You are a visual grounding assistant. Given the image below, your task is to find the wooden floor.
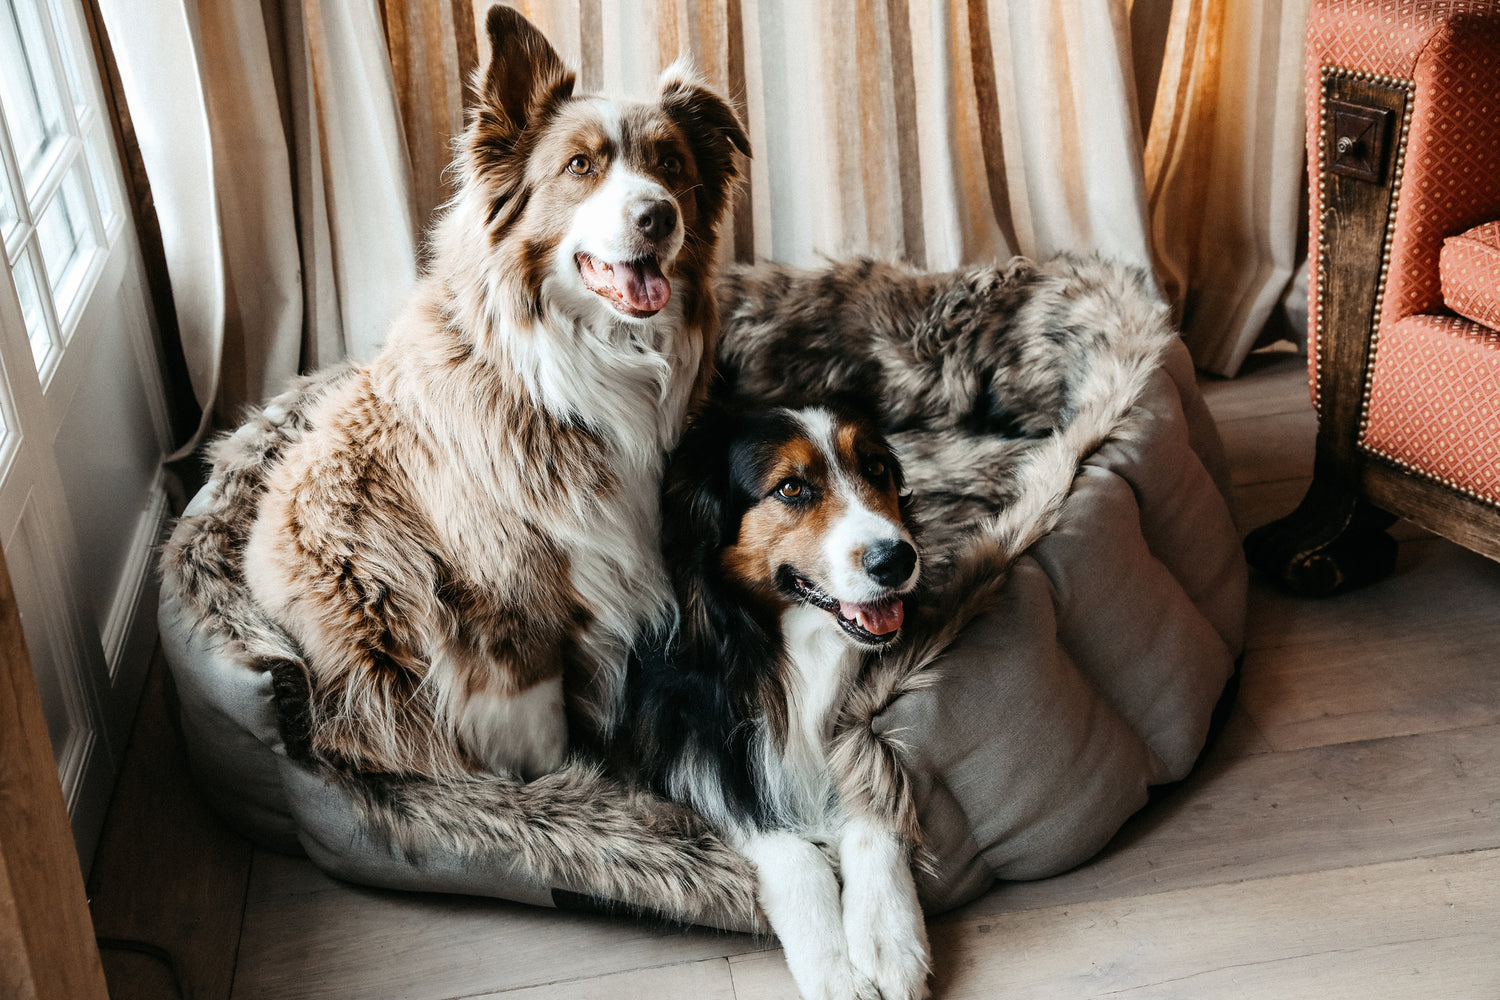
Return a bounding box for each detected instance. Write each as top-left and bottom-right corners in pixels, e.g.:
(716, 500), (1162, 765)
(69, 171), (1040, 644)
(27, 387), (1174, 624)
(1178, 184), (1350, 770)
(89, 351), (1500, 999)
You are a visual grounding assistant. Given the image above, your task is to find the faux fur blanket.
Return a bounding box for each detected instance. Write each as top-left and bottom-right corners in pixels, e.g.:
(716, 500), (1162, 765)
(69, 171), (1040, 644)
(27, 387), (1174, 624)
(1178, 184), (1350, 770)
(159, 253), (1175, 929)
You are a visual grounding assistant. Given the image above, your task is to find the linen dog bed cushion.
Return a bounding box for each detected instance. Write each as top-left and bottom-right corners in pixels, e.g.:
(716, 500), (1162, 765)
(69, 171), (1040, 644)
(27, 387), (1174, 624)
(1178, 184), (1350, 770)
(158, 254), (1245, 931)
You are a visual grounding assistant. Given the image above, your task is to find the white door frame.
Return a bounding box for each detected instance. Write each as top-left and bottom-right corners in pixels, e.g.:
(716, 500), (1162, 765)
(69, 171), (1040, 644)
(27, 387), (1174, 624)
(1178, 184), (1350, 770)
(0, 0), (172, 870)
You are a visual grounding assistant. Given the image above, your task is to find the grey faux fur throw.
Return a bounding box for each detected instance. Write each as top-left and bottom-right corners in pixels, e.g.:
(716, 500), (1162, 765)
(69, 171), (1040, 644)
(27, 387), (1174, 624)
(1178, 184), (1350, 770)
(159, 253), (1174, 928)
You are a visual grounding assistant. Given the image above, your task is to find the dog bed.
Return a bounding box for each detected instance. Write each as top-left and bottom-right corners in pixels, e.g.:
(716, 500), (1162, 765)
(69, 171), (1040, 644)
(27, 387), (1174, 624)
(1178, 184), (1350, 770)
(158, 254), (1245, 932)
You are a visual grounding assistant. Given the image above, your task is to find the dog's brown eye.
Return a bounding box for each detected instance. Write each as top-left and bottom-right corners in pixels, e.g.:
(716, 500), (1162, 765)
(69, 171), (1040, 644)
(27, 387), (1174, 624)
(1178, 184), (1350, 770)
(777, 479), (805, 500)
(660, 154), (683, 175)
(864, 457), (888, 481)
(567, 155), (593, 176)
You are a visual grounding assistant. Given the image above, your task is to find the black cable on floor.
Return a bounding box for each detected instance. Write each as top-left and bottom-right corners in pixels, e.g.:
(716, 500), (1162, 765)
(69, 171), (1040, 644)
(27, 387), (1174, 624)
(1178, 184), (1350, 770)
(95, 936), (190, 1000)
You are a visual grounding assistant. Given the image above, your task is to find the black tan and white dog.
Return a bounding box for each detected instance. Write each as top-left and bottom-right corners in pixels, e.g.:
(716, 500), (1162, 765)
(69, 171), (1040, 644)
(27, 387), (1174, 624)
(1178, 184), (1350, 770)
(625, 401), (931, 1000)
(241, 5), (748, 781)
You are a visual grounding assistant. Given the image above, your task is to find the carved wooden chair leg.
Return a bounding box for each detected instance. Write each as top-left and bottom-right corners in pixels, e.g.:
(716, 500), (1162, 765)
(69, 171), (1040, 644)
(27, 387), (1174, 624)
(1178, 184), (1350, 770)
(1244, 466), (1398, 598)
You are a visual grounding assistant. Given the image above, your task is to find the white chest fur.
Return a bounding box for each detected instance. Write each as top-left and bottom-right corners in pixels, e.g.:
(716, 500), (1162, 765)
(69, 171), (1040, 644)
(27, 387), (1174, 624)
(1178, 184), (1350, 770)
(759, 604), (865, 830)
(523, 299), (700, 460)
(515, 308), (702, 723)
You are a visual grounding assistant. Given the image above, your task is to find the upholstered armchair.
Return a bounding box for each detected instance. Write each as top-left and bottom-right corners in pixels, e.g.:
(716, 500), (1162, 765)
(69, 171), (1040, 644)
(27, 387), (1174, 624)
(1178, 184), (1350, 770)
(1246, 0), (1500, 596)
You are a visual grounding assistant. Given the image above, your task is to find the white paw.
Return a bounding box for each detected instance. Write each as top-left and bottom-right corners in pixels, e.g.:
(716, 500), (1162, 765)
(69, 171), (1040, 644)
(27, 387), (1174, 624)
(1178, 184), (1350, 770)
(502, 704), (568, 779)
(788, 958), (879, 1000)
(740, 831), (879, 1000)
(844, 901), (930, 1000)
(839, 819), (931, 1000)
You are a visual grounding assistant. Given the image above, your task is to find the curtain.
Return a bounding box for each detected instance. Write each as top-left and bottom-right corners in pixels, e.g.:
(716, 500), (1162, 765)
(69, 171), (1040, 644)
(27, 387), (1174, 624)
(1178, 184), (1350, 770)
(386, 0), (1159, 271)
(385, 0), (1311, 376)
(1146, 0), (1312, 375)
(101, 0), (1313, 444)
(96, 0), (417, 454)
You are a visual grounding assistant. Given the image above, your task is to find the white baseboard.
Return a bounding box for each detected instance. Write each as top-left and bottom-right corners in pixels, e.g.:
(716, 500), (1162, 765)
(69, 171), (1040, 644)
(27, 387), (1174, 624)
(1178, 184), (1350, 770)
(99, 466), (171, 741)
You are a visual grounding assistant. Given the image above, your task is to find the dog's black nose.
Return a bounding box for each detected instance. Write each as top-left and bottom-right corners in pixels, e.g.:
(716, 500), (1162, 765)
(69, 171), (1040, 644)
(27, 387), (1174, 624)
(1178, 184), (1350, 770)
(863, 539), (917, 587)
(632, 198), (678, 241)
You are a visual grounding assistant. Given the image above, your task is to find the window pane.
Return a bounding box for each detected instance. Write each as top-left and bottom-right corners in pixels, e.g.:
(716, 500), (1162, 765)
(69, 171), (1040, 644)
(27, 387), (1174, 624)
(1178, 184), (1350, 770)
(84, 128), (115, 230)
(44, 0), (85, 115)
(13, 244), (55, 370)
(0, 0), (68, 188)
(35, 164), (93, 324)
(0, 167), (15, 237)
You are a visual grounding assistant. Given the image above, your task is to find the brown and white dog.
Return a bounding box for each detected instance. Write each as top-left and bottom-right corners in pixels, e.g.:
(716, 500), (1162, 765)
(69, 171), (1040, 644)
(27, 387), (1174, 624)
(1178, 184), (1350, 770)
(625, 401), (930, 1000)
(242, 5), (748, 781)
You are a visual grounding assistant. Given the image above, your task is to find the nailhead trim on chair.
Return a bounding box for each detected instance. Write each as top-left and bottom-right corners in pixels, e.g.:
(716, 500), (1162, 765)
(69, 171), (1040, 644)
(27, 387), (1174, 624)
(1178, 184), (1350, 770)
(1368, 448), (1500, 507)
(1305, 3), (1500, 515)
(1359, 314), (1500, 509)
(1310, 65), (1415, 420)
(1317, 68), (1500, 511)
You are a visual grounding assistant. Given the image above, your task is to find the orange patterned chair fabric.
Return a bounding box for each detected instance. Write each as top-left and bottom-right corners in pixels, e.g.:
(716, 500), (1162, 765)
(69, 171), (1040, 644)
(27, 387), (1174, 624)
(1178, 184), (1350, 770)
(1249, 0), (1500, 596)
(1306, 0), (1500, 506)
(1362, 313), (1500, 503)
(1441, 220), (1500, 328)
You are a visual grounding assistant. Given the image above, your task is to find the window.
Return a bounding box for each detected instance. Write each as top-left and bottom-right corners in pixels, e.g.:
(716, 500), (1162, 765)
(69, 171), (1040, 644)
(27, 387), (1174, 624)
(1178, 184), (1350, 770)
(0, 0), (114, 380)
(0, 0), (169, 871)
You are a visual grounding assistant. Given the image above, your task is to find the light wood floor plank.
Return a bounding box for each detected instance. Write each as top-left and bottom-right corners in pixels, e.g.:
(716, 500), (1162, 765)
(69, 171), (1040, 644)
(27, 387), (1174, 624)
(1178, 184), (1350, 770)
(1214, 408), (1318, 487)
(87, 656), (253, 1000)
(729, 850), (1500, 1000)
(1211, 701), (1274, 758)
(245, 847), (344, 906)
(468, 958), (737, 1000)
(1241, 538), (1500, 751)
(1197, 350), (1312, 423)
(947, 722), (1500, 921)
(1200, 351), (1320, 494)
(930, 850), (1500, 1000)
(232, 883), (765, 1000)
(1242, 632), (1500, 752)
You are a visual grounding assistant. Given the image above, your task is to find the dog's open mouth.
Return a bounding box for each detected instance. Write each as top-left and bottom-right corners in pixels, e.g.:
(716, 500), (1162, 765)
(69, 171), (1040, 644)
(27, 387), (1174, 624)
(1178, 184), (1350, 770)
(575, 253), (670, 318)
(781, 568), (906, 646)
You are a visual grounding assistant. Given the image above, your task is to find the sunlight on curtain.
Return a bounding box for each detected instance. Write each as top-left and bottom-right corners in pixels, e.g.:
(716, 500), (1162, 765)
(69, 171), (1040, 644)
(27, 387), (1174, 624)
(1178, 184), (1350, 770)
(102, 0), (1311, 436)
(379, 0), (1309, 376)
(1147, 0), (1312, 375)
(98, 0), (416, 452)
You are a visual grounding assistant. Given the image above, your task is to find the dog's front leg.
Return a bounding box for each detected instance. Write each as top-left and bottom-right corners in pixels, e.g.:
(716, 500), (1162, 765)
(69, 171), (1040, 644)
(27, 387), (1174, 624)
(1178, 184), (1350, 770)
(433, 641), (569, 779)
(839, 816), (931, 1000)
(739, 830), (873, 1000)
(459, 675), (569, 779)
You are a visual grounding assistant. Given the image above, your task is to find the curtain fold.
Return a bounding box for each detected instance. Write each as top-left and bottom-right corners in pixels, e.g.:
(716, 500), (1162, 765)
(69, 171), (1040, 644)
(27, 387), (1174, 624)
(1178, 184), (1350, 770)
(1146, 0), (1312, 375)
(103, 0), (1314, 430)
(384, 0), (1308, 374)
(94, 0), (224, 450)
(98, 0), (416, 454)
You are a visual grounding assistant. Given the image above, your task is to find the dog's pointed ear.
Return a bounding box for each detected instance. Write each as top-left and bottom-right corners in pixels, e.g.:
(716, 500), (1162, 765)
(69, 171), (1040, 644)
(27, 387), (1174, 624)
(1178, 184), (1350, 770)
(657, 64), (750, 227)
(479, 5), (575, 137)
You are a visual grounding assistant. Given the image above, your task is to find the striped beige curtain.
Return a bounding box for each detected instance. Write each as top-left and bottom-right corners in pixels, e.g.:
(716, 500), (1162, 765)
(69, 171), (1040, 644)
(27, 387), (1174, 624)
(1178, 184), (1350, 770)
(98, 0), (419, 454)
(1146, 0), (1313, 375)
(380, 0), (1311, 377)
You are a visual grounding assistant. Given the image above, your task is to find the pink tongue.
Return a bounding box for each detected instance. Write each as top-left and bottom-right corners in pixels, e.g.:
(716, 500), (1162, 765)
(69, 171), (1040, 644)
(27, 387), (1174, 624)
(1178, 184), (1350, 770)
(614, 258), (670, 312)
(839, 598), (905, 636)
